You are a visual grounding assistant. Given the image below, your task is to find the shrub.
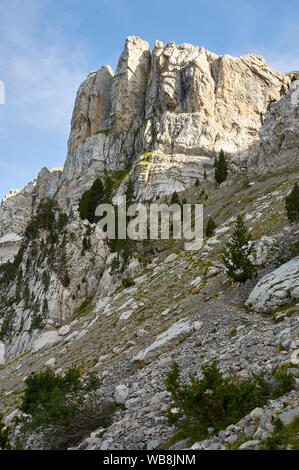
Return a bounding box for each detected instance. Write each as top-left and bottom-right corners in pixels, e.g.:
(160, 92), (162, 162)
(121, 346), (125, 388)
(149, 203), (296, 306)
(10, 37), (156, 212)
(122, 277), (135, 288)
(19, 367), (116, 449)
(0, 413), (11, 450)
(214, 150), (228, 184)
(260, 416), (299, 450)
(165, 362), (294, 443)
(223, 215), (256, 282)
(205, 217), (217, 237)
(286, 182), (299, 222)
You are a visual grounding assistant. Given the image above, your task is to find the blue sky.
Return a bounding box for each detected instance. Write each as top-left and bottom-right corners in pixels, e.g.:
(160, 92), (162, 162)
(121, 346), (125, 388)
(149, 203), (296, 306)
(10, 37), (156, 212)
(0, 0), (299, 201)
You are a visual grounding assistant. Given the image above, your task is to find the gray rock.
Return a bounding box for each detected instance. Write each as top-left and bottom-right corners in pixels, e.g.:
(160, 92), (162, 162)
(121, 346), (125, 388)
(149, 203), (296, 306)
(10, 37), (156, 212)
(147, 440), (160, 450)
(114, 385), (129, 405)
(239, 440), (261, 450)
(278, 407), (299, 426)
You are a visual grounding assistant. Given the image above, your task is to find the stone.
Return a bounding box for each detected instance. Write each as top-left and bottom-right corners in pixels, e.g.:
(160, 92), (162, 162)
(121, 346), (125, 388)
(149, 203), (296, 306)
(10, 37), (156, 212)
(190, 276), (202, 287)
(0, 341), (5, 364)
(246, 257), (299, 312)
(133, 319), (203, 367)
(45, 358), (56, 367)
(114, 385), (129, 405)
(147, 440), (160, 450)
(290, 349), (299, 365)
(239, 440), (261, 450)
(58, 325), (71, 336)
(278, 407), (299, 426)
(250, 408), (264, 421)
(164, 254), (178, 264)
(206, 267), (220, 278)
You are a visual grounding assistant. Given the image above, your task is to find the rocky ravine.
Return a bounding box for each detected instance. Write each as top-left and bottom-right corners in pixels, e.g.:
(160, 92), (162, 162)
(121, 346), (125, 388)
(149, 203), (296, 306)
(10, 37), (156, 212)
(0, 37), (298, 450)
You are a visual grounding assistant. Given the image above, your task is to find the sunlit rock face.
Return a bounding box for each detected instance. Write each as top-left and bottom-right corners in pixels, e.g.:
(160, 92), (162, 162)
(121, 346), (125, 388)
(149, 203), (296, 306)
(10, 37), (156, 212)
(0, 36), (297, 361)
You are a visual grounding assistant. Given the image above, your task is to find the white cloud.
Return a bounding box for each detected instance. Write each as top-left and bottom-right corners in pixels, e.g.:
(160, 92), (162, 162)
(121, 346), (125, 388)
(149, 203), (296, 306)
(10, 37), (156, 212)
(0, 1), (88, 132)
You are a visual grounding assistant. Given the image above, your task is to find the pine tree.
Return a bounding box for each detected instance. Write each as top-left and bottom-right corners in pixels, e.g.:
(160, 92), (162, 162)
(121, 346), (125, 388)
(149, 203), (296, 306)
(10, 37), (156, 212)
(195, 178), (200, 187)
(214, 150), (228, 184)
(170, 191), (179, 204)
(286, 182), (299, 222)
(223, 215), (255, 282)
(78, 178), (104, 223)
(205, 217), (217, 237)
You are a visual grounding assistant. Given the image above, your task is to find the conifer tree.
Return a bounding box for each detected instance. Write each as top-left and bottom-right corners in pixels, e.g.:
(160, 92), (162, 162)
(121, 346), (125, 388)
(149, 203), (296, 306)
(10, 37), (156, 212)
(223, 215), (255, 282)
(214, 150), (228, 184)
(78, 178), (104, 223)
(205, 217), (217, 237)
(170, 191), (179, 204)
(286, 182), (299, 222)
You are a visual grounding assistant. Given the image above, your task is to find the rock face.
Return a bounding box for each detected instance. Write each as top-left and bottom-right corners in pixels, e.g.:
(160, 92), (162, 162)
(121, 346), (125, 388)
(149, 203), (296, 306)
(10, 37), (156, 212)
(111, 36), (151, 133)
(246, 257), (299, 313)
(255, 78), (299, 173)
(67, 66), (114, 156)
(0, 36), (293, 218)
(0, 36), (297, 362)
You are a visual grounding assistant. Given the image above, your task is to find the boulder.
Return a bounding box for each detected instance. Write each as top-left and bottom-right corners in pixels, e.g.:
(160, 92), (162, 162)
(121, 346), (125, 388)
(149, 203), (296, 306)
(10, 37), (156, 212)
(133, 319), (202, 367)
(114, 385), (129, 405)
(246, 257), (299, 312)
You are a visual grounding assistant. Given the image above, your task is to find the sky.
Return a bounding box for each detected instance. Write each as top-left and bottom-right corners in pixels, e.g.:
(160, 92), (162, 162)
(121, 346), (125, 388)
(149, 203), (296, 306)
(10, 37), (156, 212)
(0, 0), (299, 201)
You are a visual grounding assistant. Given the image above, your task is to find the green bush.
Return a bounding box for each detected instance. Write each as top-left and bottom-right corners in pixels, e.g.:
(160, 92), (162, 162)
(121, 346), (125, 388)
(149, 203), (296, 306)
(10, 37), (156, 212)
(223, 215), (256, 282)
(19, 367), (116, 449)
(205, 217), (217, 237)
(214, 150), (228, 184)
(286, 182), (299, 222)
(165, 362), (294, 443)
(25, 199), (58, 239)
(122, 277), (135, 288)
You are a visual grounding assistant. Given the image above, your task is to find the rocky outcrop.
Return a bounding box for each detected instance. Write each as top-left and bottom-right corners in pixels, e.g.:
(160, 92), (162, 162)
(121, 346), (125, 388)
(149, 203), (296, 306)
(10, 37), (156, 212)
(67, 66), (114, 156)
(246, 257), (299, 313)
(111, 36), (150, 133)
(254, 78), (299, 173)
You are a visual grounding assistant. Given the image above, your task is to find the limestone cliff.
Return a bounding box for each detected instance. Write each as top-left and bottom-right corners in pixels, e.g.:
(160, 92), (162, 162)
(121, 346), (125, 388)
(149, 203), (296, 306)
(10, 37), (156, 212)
(0, 36), (298, 363)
